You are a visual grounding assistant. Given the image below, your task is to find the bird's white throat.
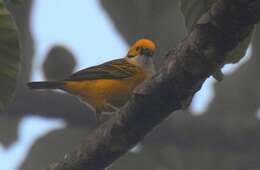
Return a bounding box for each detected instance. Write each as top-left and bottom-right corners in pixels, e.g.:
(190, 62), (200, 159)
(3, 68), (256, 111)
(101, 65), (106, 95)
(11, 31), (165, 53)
(126, 55), (155, 77)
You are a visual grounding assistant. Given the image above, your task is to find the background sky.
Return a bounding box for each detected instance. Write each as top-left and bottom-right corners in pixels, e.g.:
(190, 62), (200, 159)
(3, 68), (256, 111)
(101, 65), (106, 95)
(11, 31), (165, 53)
(0, 0), (253, 169)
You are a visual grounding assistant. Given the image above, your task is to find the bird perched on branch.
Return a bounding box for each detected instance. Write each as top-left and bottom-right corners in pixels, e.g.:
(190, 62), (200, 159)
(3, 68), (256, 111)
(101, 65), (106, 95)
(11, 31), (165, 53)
(27, 38), (156, 123)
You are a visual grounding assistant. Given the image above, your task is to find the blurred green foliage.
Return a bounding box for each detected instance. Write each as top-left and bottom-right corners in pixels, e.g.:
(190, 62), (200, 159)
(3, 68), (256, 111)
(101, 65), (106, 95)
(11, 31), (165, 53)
(43, 45), (76, 80)
(0, 0), (20, 111)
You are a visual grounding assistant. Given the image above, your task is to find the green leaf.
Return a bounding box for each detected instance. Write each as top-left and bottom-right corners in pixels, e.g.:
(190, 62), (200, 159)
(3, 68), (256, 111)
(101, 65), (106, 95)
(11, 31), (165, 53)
(180, 0), (254, 65)
(225, 30), (254, 64)
(0, 1), (20, 111)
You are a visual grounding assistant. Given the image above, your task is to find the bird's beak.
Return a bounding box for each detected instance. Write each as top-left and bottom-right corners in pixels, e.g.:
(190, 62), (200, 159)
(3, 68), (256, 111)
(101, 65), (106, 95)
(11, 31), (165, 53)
(140, 48), (154, 57)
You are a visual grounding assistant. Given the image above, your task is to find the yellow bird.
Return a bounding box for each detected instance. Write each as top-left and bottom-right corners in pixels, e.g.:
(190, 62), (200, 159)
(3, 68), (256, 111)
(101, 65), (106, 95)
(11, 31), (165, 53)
(27, 38), (156, 122)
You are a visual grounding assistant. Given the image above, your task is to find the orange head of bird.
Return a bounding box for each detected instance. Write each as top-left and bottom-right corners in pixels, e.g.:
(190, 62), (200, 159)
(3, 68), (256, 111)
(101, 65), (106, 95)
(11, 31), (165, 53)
(126, 38), (156, 76)
(126, 38), (156, 58)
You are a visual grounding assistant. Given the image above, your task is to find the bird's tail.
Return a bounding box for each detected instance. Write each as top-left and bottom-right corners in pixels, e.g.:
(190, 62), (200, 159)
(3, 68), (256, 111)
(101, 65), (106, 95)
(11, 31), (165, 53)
(27, 81), (64, 90)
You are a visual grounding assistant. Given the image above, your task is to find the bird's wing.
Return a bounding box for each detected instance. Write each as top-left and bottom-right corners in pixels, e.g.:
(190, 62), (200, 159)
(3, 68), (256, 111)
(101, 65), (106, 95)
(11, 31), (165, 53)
(65, 59), (138, 81)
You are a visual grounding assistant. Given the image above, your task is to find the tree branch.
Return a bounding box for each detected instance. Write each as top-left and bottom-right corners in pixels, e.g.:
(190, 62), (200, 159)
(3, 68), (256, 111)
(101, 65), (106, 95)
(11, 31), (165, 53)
(48, 0), (260, 169)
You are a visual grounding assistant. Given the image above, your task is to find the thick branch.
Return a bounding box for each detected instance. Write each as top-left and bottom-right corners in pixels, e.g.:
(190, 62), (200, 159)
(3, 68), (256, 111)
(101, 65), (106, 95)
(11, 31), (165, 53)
(49, 0), (260, 170)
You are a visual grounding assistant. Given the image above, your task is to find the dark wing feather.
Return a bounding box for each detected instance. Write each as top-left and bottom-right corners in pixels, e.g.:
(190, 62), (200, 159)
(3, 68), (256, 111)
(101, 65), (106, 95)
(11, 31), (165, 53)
(66, 59), (137, 81)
